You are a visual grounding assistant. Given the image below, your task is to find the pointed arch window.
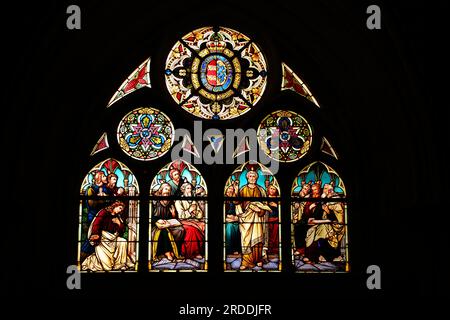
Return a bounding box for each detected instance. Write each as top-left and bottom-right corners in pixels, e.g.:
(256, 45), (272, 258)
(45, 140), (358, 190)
(77, 25), (351, 275)
(291, 162), (348, 272)
(223, 162), (281, 272)
(149, 160), (208, 271)
(78, 158), (140, 272)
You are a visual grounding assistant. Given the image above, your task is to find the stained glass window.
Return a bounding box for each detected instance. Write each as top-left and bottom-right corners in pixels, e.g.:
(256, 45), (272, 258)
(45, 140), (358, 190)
(257, 110), (313, 162)
(107, 58), (151, 107)
(78, 25), (350, 277)
(291, 161), (348, 272)
(149, 159), (208, 271)
(78, 158), (140, 272)
(224, 162), (281, 272)
(117, 107), (174, 161)
(165, 26), (268, 120)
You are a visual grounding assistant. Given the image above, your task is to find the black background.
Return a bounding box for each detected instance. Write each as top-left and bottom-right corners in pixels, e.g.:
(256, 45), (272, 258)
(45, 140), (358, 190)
(2, 0), (444, 307)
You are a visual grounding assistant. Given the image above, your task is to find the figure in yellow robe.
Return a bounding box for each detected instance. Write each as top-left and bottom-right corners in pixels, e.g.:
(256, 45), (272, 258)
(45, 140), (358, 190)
(232, 170), (269, 269)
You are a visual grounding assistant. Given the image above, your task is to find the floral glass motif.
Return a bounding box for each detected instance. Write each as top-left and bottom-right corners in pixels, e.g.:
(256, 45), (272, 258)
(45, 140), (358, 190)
(78, 158), (140, 272)
(149, 160), (208, 271)
(291, 161), (348, 273)
(224, 162), (281, 272)
(165, 26), (268, 120)
(117, 107), (174, 161)
(258, 110), (313, 162)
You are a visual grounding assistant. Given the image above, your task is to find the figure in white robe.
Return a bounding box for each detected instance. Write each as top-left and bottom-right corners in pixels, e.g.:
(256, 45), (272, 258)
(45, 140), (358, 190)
(82, 201), (134, 271)
(235, 201), (272, 269)
(175, 182), (205, 259)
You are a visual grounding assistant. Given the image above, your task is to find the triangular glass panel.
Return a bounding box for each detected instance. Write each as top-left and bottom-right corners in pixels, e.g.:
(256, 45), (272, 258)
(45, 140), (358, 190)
(182, 135), (200, 158)
(90, 132), (109, 156)
(320, 137), (338, 160)
(281, 62), (319, 107)
(207, 134), (224, 153)
(233, 136), (250, 158)
(107, 57), (151, 107)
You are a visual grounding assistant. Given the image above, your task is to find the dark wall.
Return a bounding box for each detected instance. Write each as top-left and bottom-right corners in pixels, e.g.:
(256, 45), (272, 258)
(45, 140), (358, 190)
(3, 0), (442, 305)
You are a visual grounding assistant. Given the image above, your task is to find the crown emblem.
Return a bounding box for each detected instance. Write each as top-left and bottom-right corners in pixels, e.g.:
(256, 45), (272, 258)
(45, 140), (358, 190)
(206, 32), (226, 52)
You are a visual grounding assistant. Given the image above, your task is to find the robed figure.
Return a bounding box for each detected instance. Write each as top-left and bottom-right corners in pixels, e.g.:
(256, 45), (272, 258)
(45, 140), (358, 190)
(151, 183), (185, 261)
(82, 201), (134, 271)
(232, 169), (270, 270)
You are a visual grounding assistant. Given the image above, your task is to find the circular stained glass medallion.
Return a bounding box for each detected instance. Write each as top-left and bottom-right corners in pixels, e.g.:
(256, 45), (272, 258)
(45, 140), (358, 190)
(165, 26), (268, 120)
(257, 110), (313, 162)
(117, 107), (174, 161)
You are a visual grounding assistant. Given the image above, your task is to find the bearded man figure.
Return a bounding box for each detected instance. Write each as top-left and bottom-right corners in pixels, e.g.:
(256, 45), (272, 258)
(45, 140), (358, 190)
(232, 169), (271, 270)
